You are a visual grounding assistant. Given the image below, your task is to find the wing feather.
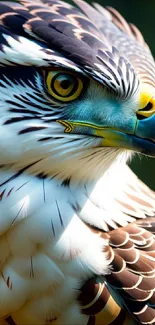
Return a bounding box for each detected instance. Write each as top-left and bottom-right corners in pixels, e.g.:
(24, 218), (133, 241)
(80, 219), (155, 324)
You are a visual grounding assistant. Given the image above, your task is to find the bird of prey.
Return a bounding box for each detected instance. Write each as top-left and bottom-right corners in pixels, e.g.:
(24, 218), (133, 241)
(0, 0), (154, 324)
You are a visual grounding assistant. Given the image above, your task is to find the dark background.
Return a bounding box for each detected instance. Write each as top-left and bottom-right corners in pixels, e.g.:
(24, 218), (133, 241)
(85, 0), (155, 190)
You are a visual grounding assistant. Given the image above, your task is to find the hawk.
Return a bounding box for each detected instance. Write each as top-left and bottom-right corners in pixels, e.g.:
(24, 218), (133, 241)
(0, 0), (154, 324)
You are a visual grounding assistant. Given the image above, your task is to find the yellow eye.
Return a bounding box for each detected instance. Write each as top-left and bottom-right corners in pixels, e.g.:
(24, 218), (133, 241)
(45, 71), (83, 102)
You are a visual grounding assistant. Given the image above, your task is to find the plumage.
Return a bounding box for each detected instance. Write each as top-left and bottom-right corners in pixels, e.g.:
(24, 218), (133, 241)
(0, 0), (154, 324)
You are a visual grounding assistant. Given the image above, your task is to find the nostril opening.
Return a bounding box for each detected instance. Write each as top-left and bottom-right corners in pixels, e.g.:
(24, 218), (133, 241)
(137, 114), (147, 120)
(136, 101), (154, 120)
(139, 102), (153, 112)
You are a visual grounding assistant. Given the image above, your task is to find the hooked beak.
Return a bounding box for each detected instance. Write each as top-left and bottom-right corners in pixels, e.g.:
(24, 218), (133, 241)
(94, 90), (155, 156)
(57, 90), (155, 157)
(96, 123), (155, 157)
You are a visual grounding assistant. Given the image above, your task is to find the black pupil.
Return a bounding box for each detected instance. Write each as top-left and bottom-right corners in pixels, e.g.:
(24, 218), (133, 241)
(60, 79), (72, 89)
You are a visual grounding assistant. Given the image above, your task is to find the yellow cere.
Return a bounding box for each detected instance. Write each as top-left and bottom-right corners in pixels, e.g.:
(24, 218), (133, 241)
(45, 70), (83, 102)
(138, 84), (155, 117)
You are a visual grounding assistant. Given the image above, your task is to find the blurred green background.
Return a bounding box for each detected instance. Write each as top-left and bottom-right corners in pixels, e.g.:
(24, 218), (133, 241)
(86, 0), (155, 190)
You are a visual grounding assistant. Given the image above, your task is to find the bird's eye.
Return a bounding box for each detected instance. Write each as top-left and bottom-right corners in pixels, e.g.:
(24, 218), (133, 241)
(45, 71), (83, 102)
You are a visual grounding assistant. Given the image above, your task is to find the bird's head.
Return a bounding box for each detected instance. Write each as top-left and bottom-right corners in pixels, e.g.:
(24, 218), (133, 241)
(0, 0), (155, 181)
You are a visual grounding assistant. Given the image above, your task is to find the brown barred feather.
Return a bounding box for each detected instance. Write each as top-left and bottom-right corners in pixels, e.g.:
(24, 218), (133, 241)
(81, 219), (155, 324)
(79, 279), (139, 325)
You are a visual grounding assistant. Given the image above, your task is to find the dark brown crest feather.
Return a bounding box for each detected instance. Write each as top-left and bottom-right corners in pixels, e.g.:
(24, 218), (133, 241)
(0, 0), (141, 97)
